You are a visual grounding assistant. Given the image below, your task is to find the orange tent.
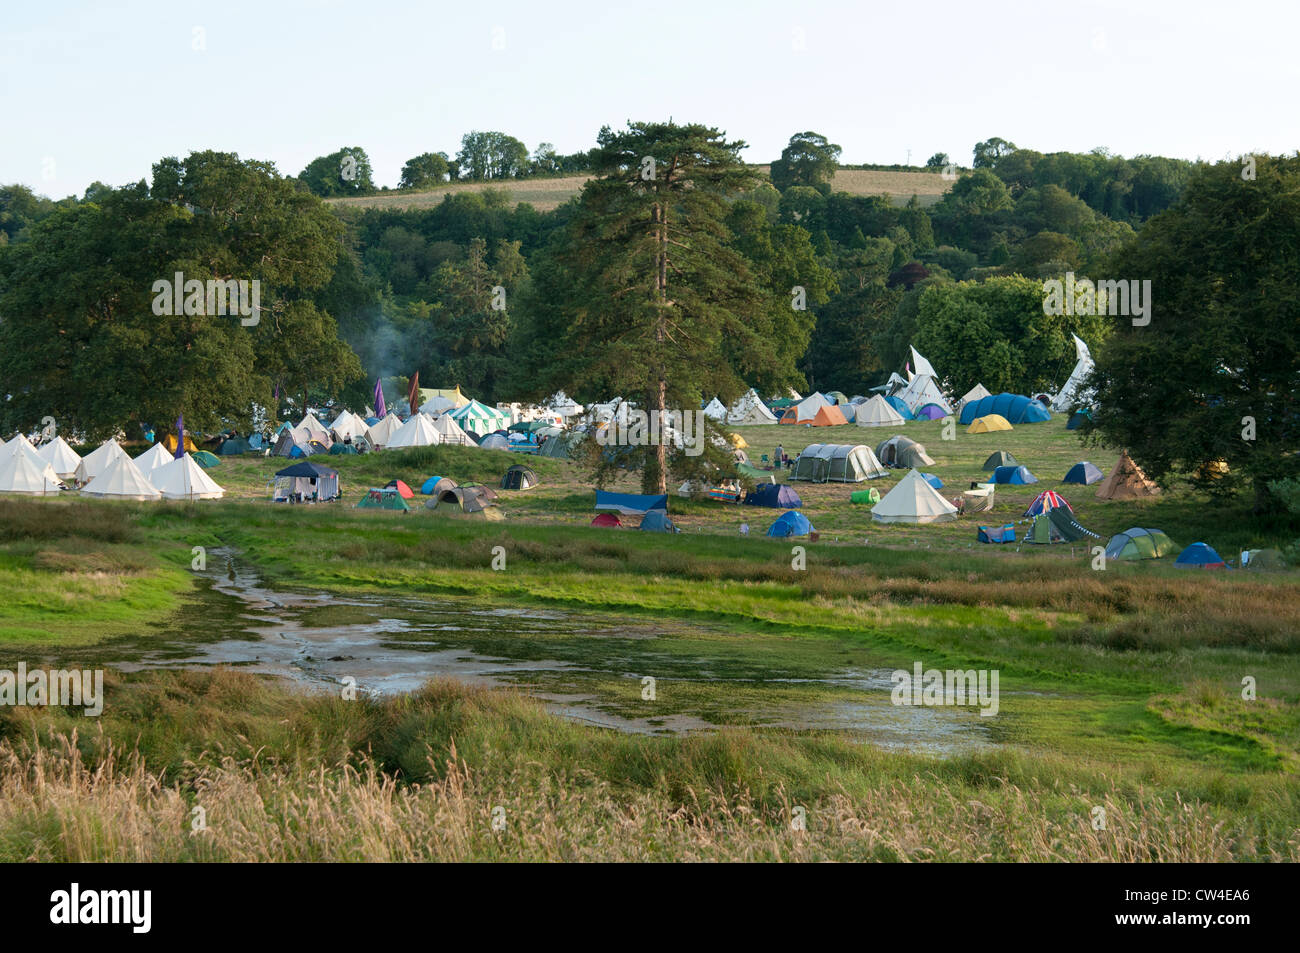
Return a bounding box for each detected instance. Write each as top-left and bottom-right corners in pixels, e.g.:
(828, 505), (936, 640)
(811, 405), (849, 426)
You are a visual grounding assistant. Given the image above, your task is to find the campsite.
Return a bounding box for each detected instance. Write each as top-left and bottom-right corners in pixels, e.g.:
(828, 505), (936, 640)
(1, 4), (1298, 879)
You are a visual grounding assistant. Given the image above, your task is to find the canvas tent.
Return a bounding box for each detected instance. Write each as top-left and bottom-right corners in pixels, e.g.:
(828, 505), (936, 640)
(449, 399), (510, 437)
(417, 386), (470, 411)
(75, 440), (128, 484)
(703, 398), (728, 421)
(386, 413), (440, 449)
(959, 394), (1051, 425)
(957, 383), (992, 411)
(430, 413), (474, 446)
(292, 412), (332, 448)
(80, 454), (161, 501)
(272, 461), (340, 502)
(366, 413), (404, 448)
(871, 469), (958, 524)
(898, 375), (952, 416)
(875, 435), (934, 469)
(1105, 527), (1176, 560)
(854, 394), (906, 428)
(790, 444), (888, 483)
(36, 436), (82, 480)
(329, 410), (369, 442)
(727, 389), (779, 425)
(1096, 451), (1160, 500)
(1051, 334), (1096, 412)
(0, 452), (64, 495)
(134, 443), (174, 472)
(149, 453), (225, 500)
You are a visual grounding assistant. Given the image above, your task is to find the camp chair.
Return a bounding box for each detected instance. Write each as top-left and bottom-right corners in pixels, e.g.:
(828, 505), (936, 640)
(761, 454), (769, 463)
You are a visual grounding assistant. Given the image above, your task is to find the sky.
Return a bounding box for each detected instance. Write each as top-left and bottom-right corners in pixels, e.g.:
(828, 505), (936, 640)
(3, 0), (1298, 198)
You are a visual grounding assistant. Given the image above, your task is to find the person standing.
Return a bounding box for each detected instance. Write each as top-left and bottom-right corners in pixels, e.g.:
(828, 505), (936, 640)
(774, 443), (783, 470)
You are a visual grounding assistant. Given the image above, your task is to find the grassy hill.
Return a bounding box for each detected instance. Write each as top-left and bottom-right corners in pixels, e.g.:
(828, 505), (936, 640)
(327, 167), (955, 213)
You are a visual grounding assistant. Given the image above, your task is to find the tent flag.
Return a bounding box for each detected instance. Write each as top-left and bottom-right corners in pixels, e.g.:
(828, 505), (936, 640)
(174, 414), (185, 460)
(408, 372), (420, 415)
(374, 379), (387, 419)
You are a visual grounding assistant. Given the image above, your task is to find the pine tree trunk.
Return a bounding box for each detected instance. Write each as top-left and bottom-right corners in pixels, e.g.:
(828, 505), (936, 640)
(648, 199), (669, 495)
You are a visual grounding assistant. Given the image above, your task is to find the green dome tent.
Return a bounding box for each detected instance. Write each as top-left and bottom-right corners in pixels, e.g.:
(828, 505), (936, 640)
(1105, 527), (1176, 561)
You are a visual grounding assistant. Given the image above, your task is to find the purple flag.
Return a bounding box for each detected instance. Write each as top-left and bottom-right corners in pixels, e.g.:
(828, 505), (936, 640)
(374, 378), (386, 418)
(174, 414), (186, 459)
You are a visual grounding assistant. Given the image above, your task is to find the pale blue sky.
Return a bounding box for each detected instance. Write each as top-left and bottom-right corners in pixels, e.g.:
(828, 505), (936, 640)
(4, 0), (1297, 198)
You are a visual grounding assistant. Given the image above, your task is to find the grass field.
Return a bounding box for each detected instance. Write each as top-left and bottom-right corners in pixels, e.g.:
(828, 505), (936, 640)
(327, 168), (954, 213)
(1, 418), (1297, 861)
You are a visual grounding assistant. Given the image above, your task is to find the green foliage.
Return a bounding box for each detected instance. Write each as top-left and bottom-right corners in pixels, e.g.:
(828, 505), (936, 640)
(299, 146), (375, 197)
(456, 130), (531, 180)
(399, 152), (451, 190)
(769, 131), (841, 192)
(1088, 156), (1300, 509)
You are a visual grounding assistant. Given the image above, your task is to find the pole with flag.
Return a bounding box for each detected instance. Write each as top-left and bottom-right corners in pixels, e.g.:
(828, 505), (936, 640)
(373, 378), (386, 418)
(174, 414), (186, 460)
(407, 372), (420, 416)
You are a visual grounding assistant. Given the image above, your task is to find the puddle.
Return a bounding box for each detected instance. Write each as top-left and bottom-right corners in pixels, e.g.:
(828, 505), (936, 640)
(102, 548), (996, 753)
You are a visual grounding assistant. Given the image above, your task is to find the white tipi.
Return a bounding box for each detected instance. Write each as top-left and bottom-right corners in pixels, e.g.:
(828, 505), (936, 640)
(871, 469), (958, 524)
(149, 453), (225, 500)
(80, 454), (162, 501)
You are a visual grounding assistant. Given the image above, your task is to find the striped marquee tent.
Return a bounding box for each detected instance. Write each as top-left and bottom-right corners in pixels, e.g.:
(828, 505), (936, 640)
(448, 399), (510, 437)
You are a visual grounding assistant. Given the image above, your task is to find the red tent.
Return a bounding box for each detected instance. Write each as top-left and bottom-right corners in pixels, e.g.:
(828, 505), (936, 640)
(591, 513), (622, 528)
(385, 479), (415, 499)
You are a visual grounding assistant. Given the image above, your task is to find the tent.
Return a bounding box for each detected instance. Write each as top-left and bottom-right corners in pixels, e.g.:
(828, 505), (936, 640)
(703, 397), (728, 421)
(744, 483), (802, 508)
(1023, 507), (1098, 544)
(80, 454), (162, 501)
(914, 403), (948, 420)
(501, 465), (538, 490)
(837, 403), (857, 422)
(1067, 410), (1091, 431)
(883, 396), (915, 420)
(919, 472), (943, 489)
(384, 479), (415, 499)
(329, 411), (370, 442)
(134, 442), (174, 472)
(1024, 490), (1072, 517)
(272, 430), (302, 458)
(594, 491), (668, 515)
(192, 450), (221, 468)
(1096, 451), (1160, 500)
(328, 443), (358, 456)
(149, 453), (225, 500)
(780, 401), (848, 427)
(898, 375), (952, 416)
(421, 476), (457, 496)
(429, 484), (498, 514)
(1051, 334), (1096, 412)
(991, 465), (1038, 485)
(1243, 549), (1287, 572)
(967, 414), (1013, 434)
(875, 435), (934, 469)
(959, 393), (1051, 425)
(957, 383), (992, 411)
(430, 413), (474, 446)
(977, 524), (1016, 544)
(1063, 461), (1104, 485)
(162, 432), (200, 454)
(1175, 542), (1226, 569)
(790, 444), (888, 483)
(291, 413), (332, 449)
(854, 394), (906, 428)
(849, 487), (881, 504)
(982, 451), (1018, 470)
(538, 432), (578, 459)
(777, 392), (830, 425)
(75, 440), (128, 484)
(417, 386), (471, 412)
(289, 440), (327, 458)
(591, 512), (623, 528)
(0, 452), (64, 495)
(871, 469), (959, 524)
(272, 461), (340, 502)
(824, 390), (848, 405)
(36, 436), (82, 479)
(737, 462), (773, 482)
(767, 510), (814, 537)
(545, 391), (584, 420)
(366, 413), (404, 448)
(639, 511), (679, 533)
(727, 388), (779, 425)
(387, 413), (441, 449)
(448, 399), (510, 437)
(479, 433), (510, 450)
(218, 436), (253, 456)
(1105, 527), (1176, 560)
(356, 487), (410, 511)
